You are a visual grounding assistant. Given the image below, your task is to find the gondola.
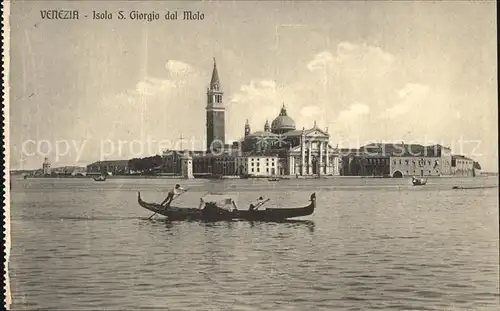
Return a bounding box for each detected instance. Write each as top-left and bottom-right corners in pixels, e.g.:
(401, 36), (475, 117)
(411, 176), (427, 186)
(452, 185), (497, 190)
(93, 175), (106, 181)
(137, 192), (316, 221)
(268, 177), (281, 181)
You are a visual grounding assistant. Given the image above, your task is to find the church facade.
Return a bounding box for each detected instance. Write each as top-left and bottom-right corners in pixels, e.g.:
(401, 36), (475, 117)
(241, 106), (340, 176)
(167, 60), (340, 177)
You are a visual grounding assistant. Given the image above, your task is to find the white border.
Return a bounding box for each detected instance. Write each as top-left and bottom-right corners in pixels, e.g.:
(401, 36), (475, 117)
(3, 0), (12, 309)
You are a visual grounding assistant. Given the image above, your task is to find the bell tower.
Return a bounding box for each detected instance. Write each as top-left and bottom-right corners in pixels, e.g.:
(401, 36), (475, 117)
(206, 58), (225, 152)
(244, 119), (250, 137)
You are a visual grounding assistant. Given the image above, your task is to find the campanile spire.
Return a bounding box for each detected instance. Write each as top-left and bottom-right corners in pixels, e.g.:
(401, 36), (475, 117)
(206, 59), (225, 152)
(210, 57), (220, 91)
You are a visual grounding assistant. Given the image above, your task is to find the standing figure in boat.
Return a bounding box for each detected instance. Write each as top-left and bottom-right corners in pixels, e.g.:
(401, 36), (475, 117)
(161, 184), (187, 207)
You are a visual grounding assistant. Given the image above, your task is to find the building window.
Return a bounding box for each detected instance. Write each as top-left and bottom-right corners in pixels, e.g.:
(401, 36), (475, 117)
(399, 160), (402, 165)
(257, 168), (260, 172)
(266, 168), (269, 172)
(429, 170), (431, 174)
(251, 168), (254, 172)
(393, 160), (396, 165)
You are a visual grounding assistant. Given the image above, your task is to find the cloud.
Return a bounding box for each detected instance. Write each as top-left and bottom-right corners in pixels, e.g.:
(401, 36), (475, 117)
(337, 103), (370, 121)
(384, 83), (430, 118)
(117, 61), (197, 98)
(66, 60), (206, 161)
(227, 79), (296, 138)
(300, 105), (323, 117)
(132, 77), (174, 96)
(231, 79), (279, 101)
(165, 60), (194, 76)
(228, 42), (400, 140)
(307, 51), (334, 72)
(307, 42), (396, 79)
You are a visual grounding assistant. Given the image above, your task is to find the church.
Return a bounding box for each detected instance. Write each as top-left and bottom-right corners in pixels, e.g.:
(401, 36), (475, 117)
(165, 60), (341, 178)
(240, 105), (340, 176)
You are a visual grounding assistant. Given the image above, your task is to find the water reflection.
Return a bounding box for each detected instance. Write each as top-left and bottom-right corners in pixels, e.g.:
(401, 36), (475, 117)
(150, 218), (316, 233)
(248, 219), (315, 232)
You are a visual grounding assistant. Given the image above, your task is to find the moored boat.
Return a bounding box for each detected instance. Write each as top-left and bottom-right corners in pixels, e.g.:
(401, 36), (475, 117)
(412, 176), (427, 186)
(268, 177), (280, 181)
(94, 175), (106, 181)
(452, 185), (498, 190)
(137, 192), (316, 222)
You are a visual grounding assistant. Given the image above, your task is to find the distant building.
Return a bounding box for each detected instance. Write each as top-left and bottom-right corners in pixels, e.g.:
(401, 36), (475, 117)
(451, 155), (474, 177)
(51, 166), (86, 175)
(236, 155), (279, 176)
(161, 150), (192, 174)
(180, 153), (194, 179)
(338, 149), (391, 176)
(390, 156), (444, 177)
(338, 143), (454, 177)
(388, 144), (452, 177)
(86, 160), (130, 175)
(42, 157), (51, 175)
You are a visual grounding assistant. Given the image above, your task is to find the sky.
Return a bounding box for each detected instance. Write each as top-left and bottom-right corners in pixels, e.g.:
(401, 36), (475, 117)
(7, 1), (498, 171)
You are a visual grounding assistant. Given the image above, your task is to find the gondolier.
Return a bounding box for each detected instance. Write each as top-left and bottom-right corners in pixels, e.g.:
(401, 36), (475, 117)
(161, 184), (187, 207)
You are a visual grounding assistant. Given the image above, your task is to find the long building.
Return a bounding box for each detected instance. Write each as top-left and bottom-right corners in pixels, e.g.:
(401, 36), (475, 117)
(337, 143), (482, 177)
(86, 160), (130, 175)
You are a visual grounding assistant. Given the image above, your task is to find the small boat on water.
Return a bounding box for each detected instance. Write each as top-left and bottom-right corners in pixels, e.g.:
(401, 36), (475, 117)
(93, 175), (106, 182)
(137, 192), (316, 222)
(452, 185), (498, 190)
(411, 176), (427, 186)
(268, 177), (281, 181)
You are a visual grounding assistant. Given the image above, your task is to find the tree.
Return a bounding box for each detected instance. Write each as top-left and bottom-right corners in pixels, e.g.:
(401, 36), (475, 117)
(473, 161), (482, 170)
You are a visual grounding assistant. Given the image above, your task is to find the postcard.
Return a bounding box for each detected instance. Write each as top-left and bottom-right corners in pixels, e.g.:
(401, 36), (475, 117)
(3, 1), (498, 310)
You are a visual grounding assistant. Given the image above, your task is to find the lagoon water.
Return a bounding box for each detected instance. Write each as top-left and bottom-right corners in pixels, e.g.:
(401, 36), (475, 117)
(8, 177), (500, 310)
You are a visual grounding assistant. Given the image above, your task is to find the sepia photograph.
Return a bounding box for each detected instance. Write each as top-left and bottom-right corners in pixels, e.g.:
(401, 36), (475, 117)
(3, 0), (499, 310)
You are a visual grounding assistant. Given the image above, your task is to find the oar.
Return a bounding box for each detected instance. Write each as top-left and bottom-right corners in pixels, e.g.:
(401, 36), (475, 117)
(148, 189), (189, 220)
(254, 198), (271, 210)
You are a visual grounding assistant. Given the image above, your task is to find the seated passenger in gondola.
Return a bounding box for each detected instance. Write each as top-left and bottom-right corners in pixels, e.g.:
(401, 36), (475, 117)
(249, 196), (265, 211)
(231, 200), (238, 211)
